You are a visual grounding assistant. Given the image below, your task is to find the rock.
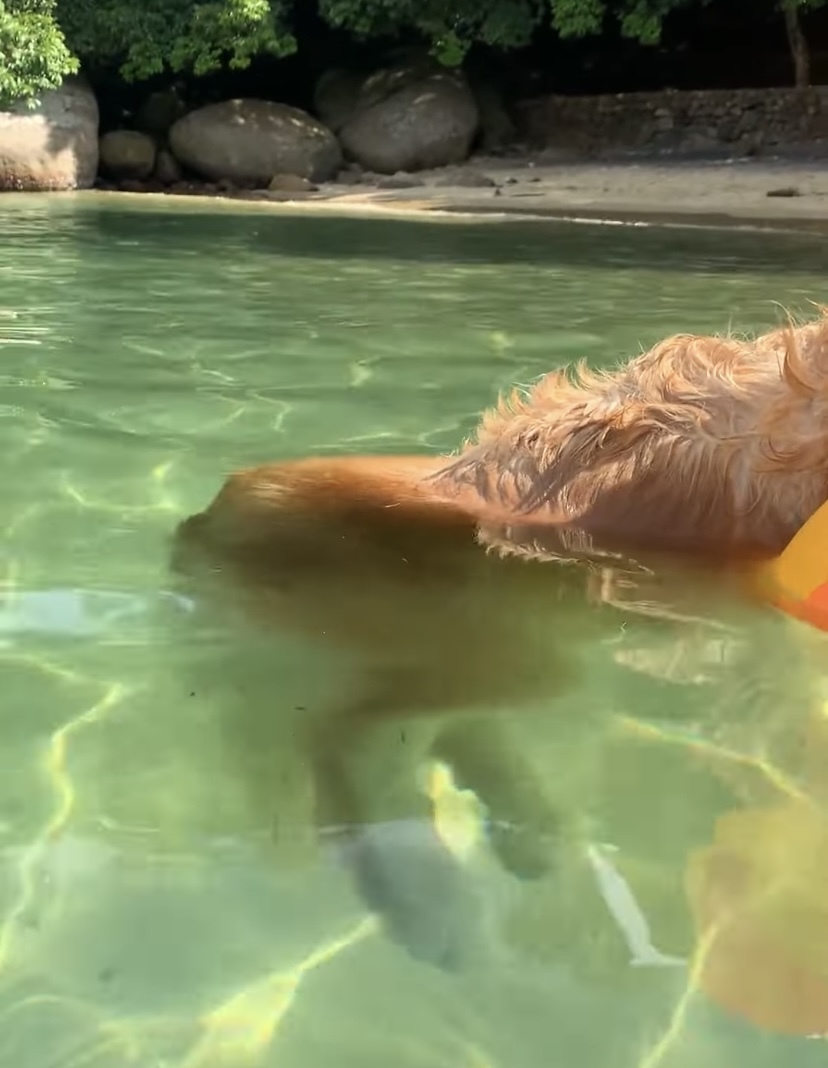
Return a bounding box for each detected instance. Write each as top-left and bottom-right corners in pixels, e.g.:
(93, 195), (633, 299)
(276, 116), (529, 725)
(680, 132), (721, 154)
(313, 69), (365, 135)
(432, 167), (496, 188)
(376, 173), (425, 190)
(267, 173), (317, 192)
(118, 178), (147, 194)
(316, 61), (479, 174)
(536, 146), (577, 163)
(168, 99), (341, 185)
(468, 78), (516, 152)
(154, 148), (181, 184)
(766, 186), (801, 197)
(335, 165), (365, 186)
(137, 89), (187, 139)
(737, 136), (762, 157)
(99, 130), (156, 180)
(0, 77), (99, 191)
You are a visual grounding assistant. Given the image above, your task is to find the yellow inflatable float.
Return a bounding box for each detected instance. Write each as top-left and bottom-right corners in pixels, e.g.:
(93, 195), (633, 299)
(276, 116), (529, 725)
(755, 500), (828, 631)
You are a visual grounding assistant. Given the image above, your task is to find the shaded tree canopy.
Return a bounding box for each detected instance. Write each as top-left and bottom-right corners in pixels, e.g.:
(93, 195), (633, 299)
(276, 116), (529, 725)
(0, 0), (78, 102)
(0, 0), (824, 105)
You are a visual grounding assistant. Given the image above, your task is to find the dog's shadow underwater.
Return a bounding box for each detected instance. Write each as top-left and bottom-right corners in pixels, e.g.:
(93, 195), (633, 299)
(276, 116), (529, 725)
(169, 476), (814, 975)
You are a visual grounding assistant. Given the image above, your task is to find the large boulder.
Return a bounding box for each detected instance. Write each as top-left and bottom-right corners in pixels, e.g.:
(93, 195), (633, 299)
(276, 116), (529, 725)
(468, 77), (516, 152)
(137, 89), (187, 140)
(0, 77), (99, 191)
(99, 130), (156, 180)
(154, 148), (182, 185)
(168, 99), (341, 185)
(315, 62), (479, 174)
(313, 68), (365, 135)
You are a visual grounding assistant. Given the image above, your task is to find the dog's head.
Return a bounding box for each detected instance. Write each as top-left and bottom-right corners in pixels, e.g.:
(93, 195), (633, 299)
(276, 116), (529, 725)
(432, 310), (828, 556)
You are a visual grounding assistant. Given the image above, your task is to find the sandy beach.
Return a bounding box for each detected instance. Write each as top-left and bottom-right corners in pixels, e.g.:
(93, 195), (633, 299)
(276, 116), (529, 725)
(314, 155), (828, 231)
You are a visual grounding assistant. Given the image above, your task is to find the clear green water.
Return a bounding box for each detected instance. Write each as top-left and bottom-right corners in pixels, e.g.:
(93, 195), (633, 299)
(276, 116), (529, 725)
(3, 195), (828, 1067)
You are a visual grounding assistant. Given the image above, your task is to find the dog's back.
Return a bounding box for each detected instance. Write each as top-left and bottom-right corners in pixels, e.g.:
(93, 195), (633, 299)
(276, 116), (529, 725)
(432, 311), (828, 556)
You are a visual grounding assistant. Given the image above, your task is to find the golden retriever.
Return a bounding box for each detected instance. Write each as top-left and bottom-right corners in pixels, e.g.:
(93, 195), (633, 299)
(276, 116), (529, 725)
(170, 309), (827, 968)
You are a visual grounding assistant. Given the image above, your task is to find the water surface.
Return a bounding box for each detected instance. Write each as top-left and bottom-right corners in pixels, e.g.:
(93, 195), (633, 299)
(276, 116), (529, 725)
(2, 195), (828, 1067)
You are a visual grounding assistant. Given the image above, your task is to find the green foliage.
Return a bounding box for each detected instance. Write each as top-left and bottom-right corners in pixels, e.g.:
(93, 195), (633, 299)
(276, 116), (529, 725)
(0, 0), (78, 106)
(5, 0), (826, 109)
(550, 0), (699, 44)
(318, 0), (545, 65)
(318, 0), (711, 61)
(332, 0), (549, 60)
(617, 0), (700, 44)
(329, 0), (700, 49)
(171, 0), (296, 73)
(57, 0), (296, 81)
(548, 0), (605, 37)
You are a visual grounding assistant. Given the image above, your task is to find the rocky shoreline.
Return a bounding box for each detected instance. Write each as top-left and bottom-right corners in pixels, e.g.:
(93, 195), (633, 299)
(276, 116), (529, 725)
(2, 57), (828, 232)
(0, 60), (493, 194)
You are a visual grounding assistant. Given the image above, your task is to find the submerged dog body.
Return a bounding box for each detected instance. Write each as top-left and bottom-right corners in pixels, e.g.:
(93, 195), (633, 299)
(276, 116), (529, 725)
(171, 311), (827, 968)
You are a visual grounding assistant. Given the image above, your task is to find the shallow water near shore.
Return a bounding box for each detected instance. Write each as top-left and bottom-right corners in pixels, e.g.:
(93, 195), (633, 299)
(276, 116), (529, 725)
(3, 194), (828, 1067)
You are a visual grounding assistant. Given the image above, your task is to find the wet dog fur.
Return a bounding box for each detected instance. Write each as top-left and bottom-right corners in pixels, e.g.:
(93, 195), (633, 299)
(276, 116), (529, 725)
(434, 308), (828, 558)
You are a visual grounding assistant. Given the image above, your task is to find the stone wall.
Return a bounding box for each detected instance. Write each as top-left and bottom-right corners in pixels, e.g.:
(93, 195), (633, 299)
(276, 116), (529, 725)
(516, 87), (828, 158)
